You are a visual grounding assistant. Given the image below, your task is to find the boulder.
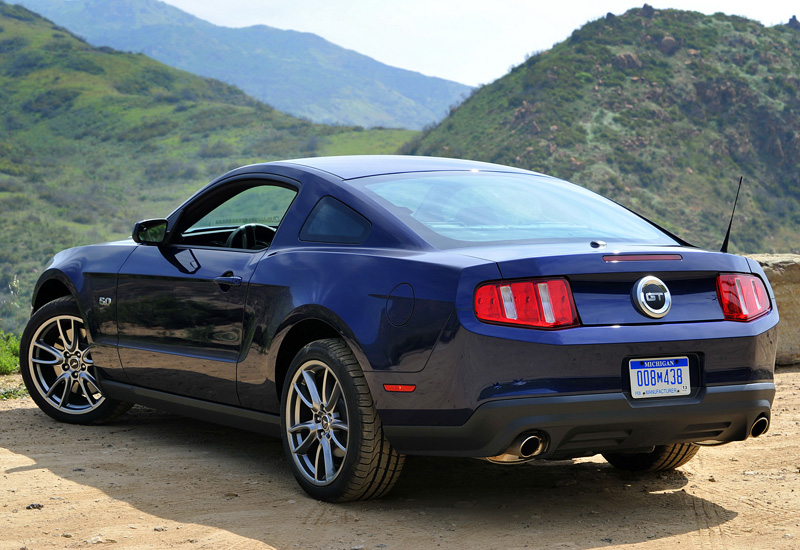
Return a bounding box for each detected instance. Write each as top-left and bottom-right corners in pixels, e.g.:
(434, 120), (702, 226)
(749, 254), (800, 366)
(613, 52), (643, 70)
(659, 35), (680, 55)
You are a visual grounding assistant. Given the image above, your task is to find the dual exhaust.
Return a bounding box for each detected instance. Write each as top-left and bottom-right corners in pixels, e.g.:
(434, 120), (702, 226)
(484, 432), (547, 464)
(483, 416), (768, 464)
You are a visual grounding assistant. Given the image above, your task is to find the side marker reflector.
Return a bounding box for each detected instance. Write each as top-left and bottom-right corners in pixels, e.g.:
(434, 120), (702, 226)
(383, 384), (416, 393)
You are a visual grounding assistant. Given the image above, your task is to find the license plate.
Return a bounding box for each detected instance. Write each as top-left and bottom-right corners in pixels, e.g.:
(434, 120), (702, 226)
(629, 357), (690, 399)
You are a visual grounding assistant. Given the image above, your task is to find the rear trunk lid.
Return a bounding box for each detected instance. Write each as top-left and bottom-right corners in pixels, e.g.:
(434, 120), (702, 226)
(458, 242), (755, 326)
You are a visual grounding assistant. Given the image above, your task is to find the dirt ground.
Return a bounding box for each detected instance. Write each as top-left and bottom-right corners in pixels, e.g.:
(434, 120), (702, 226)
(1, 367), (799, 550)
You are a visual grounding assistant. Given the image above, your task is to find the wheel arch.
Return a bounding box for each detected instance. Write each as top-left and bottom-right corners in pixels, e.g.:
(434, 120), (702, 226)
(32, 272), (76, 313)
(274, 315), (369, 403)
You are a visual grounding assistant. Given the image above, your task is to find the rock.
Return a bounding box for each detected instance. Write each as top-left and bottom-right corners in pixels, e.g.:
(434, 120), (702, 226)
(694, 80), (737, 111)
(788, 15), (800, 30)
(87, 536), (116, 544)
(613, 53), (643, 70)
(642, 4), (655, 18)
(25, 503), (43, 510)
(659, 36), (680, 55)
(748, 255), (800, 365)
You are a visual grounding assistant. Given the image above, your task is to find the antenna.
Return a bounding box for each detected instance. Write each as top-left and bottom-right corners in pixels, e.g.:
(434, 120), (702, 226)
(720, 176), (743, 253)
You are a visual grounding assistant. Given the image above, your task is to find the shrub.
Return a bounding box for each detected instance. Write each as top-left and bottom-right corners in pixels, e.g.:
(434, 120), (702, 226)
(0, 330), (20, 375)
(145, 159), (199, 180)
(0, 36), (28, 53)
(22, 89), (80, 118)
(142, 67), (175, 90)
(198, 140), (235, 158)
(0, 3), (37, 22)
(114, 78), (150, 95)
(117, 118), (176, 142)
(62, 54), (105, 75)
(5, 51), (53, 77)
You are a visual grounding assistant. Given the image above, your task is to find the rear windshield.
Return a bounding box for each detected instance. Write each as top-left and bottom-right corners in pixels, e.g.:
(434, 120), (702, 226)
(357, 171), (678, 249)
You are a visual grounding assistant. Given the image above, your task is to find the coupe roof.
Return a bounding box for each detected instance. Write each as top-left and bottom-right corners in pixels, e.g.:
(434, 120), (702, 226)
(271, 155), (537, 181)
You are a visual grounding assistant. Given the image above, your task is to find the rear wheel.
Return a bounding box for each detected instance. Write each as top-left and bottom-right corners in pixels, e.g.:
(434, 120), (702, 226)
(281, 338), (404, 502)
(602, 443), (699, 472)
(20, 297), (131, 424)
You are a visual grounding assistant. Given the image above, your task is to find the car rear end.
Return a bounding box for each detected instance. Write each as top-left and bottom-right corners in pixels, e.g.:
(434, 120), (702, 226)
(350, 168), (777, 462)
(378, 244), (777, 460)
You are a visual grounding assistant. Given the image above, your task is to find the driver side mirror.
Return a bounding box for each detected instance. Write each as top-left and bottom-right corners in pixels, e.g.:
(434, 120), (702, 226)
(132, 219), (168, 245)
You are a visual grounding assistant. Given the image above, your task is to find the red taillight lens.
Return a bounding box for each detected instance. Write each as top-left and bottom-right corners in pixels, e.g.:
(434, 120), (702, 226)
(474, 278), (579, 329)
(716, 273), (771, 321)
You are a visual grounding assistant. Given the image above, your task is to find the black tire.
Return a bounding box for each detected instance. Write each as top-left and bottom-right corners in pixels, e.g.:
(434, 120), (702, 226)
(20, 297), (132, 425)
(281, 338), (404, 502)
(602, 443), (699, 472)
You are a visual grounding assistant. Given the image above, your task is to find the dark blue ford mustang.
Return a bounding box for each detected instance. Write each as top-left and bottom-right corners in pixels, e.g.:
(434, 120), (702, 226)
(21, 156), (778, 502)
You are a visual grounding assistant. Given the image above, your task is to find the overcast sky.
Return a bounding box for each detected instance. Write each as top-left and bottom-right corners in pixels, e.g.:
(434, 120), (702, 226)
(159, 1), (796, 86)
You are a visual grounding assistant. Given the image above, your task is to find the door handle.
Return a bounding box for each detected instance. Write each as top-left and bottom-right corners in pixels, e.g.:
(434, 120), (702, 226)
(213, 276), (242, 286)
(213, 273), (242, 292)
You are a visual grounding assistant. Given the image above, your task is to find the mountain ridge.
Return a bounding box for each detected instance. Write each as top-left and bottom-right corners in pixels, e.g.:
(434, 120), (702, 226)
(13, 0), (470, 129)
(403, 6), (800, 254)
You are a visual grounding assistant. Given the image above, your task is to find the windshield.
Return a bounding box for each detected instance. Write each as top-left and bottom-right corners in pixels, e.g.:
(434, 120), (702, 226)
(357, 171), (677, 248)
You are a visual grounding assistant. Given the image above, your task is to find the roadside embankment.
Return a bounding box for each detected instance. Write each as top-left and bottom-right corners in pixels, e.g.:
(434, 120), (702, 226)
(750, 254), (800, 366)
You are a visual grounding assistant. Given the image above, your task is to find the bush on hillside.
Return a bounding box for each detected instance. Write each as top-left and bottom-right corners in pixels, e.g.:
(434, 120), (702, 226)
(0, 330), (20, 375)
(22, 89), (80, 117)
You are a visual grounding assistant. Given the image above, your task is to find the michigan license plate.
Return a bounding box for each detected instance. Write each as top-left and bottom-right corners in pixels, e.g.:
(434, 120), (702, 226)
(629, 357), (690, 399)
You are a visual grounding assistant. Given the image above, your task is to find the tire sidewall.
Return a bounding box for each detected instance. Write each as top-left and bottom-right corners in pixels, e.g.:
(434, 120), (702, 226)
(280, 339), (366, 502)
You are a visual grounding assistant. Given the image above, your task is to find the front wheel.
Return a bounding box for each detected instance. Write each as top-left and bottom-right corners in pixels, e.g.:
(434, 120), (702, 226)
(602, 443), (699, 472)
(20, 297), (131, 424)
(281, 338), (404, 502)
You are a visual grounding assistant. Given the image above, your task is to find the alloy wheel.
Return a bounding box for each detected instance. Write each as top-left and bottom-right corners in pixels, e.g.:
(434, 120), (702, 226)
(26, 314), (105, 414)
(284, 359), (350, 486)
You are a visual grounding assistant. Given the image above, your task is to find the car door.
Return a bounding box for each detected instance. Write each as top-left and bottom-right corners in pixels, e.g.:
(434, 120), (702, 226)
(115, 180), (297, 404)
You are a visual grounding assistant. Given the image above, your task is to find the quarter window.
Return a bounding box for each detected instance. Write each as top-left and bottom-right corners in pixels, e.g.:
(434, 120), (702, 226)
(300, 196), (371, 244)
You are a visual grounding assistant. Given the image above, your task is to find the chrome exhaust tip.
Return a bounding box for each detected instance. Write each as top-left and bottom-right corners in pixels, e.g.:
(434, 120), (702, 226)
(483, 432), (548, 464)
(750, 415), (770, 438)
(518, 434), (545, 458)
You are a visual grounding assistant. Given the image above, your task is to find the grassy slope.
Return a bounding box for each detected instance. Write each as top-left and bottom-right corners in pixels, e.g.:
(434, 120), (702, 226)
(13, 0), (471, 130)
(404, 8), (800, 254)
(0, 2), (415, 333)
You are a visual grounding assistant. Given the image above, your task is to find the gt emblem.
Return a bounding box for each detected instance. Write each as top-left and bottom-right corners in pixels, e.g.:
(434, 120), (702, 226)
(632, 276), (671, 319)
(98, 297), (112, 307)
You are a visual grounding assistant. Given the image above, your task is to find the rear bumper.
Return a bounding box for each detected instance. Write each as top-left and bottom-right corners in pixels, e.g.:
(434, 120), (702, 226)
(383, 382), (774, 458)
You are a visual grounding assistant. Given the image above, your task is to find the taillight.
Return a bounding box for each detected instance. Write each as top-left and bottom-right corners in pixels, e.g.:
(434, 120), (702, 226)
(474, 278), (579, 329)
(716, 273), (770, 321)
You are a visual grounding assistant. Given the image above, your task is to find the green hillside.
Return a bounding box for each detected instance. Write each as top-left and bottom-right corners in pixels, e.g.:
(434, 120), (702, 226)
(13, 0), (471, 130)
(0, 2), (415, 333)
(404, 6), (800, 254)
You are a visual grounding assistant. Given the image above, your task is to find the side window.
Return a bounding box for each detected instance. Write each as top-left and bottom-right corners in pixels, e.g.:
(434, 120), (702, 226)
(300, 196), (371, 244)
(181, 184), (297, 249)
